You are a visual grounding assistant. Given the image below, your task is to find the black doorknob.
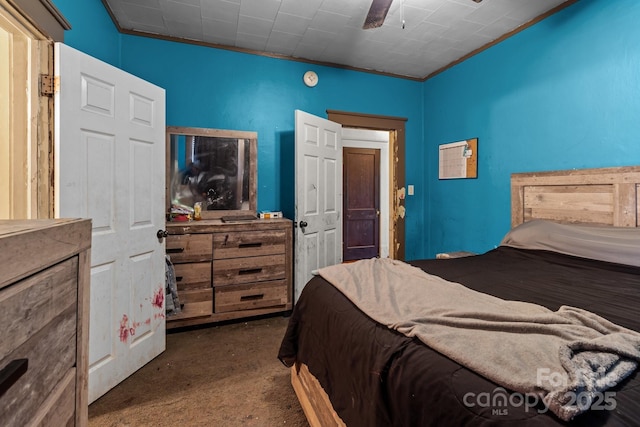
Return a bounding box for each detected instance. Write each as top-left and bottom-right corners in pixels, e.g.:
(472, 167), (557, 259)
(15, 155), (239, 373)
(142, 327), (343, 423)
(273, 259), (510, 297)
(299, 221), (308, 228)
(157, 229), (168, 239)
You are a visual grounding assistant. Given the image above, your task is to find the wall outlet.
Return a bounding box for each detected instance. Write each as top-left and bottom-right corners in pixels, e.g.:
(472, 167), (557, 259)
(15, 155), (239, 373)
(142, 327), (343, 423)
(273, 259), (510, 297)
(408, 185), (414, 196)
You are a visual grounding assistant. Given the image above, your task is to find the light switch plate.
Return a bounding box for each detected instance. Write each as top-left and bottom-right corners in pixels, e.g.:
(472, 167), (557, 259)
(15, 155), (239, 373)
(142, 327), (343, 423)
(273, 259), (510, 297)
(408, 185), (414, 195)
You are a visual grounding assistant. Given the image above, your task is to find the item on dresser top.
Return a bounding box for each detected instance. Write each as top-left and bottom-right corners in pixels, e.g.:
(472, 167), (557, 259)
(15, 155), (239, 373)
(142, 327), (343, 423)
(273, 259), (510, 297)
(259, 211), (283, 219)
(221, 214), (258, 222)
(169, 203), (193, 222)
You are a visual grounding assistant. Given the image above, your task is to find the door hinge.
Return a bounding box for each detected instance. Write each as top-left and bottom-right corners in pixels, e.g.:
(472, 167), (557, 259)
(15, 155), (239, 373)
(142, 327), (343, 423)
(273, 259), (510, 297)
(40, 74), (56, 97)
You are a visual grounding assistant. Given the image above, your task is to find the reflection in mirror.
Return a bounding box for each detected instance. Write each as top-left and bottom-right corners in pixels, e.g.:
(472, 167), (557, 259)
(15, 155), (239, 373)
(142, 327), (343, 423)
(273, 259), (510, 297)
(166, 127), (257, 220)
(171, 136), (248, 209)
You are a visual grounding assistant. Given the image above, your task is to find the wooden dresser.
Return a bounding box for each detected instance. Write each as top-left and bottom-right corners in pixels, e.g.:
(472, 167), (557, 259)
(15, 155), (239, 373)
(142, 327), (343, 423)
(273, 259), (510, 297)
(0, 219), (91, 427)
(165, 218), (293, 329)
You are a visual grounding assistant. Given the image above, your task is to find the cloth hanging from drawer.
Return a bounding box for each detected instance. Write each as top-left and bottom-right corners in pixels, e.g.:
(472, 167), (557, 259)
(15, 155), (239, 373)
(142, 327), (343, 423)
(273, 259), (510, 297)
(165, 256), (182, 316)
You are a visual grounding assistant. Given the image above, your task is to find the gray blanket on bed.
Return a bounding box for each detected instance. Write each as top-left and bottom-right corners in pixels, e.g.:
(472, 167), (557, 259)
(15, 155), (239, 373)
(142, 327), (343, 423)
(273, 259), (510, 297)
(318, 258), (640, 421)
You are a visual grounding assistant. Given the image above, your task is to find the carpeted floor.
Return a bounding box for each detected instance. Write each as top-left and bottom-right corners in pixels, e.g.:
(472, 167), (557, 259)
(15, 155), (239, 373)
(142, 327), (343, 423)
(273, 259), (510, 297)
(88, 315), (308, 427)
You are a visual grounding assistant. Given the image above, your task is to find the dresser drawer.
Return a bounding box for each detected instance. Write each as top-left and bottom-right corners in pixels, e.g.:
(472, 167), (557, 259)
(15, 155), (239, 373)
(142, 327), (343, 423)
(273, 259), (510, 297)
(168, 288), (213, 320)
(166, 234), (213, 263)
(214, 280), (288, 313)
(0, 259), (78, 427)
(213, 230), (286, 259)
(213, 254), (286, 286)
(31, 368), (76, 426)
(173, 262), (211, 290)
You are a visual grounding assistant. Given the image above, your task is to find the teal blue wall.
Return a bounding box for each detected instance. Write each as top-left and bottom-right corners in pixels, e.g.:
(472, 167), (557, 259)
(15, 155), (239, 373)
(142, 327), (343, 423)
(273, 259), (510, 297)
(52, 0), (640, 261)
(424, 0), (640, 257)
(117, 37), (424, 261)
(53, 0), (120, 66)
(51, 0), (426, 260)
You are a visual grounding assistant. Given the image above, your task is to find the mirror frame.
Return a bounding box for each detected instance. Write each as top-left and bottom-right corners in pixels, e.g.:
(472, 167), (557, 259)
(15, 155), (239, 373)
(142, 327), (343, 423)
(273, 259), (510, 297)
(166, 126), (257, 220)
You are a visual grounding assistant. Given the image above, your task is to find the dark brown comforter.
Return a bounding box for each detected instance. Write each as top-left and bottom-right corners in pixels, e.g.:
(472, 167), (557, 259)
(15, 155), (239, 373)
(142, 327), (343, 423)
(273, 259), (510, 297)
(278, 247), (640, 427)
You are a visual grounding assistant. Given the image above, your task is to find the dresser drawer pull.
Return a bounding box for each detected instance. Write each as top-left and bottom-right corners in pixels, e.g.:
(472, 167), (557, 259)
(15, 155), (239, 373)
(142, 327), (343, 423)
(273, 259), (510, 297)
(240, 293), (264, 301)
(238, 268), (263, 275)
(167, 247), (185, 254)
(238, 242), (262, 248)
(0, 358), (28, 398)
(175, 276), (183, 282)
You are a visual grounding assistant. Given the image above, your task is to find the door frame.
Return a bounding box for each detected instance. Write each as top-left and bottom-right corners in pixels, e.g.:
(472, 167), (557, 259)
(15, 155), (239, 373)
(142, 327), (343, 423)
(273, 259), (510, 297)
(327, 110), (406, 260)
(0, 0), (69, 219)
(342, 129), (390, 259)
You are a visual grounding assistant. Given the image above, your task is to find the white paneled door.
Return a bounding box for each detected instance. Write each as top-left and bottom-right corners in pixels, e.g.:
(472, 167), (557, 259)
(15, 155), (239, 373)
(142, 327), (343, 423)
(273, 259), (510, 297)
(294, 110), (343, 302)
(54, 43), (166, 403)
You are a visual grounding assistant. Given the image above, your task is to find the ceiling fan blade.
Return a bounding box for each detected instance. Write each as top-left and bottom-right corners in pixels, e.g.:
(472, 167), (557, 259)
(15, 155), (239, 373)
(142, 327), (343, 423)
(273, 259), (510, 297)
(363, 0), (393, 29)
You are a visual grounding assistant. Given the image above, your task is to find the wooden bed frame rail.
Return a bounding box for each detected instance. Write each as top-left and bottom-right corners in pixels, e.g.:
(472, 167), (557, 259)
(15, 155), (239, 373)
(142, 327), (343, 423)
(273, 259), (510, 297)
(290, 363), (346, 427)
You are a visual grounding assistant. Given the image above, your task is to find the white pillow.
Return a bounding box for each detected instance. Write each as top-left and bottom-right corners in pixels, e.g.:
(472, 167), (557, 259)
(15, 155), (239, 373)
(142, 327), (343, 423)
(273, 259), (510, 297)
(500, 219), (640, 267)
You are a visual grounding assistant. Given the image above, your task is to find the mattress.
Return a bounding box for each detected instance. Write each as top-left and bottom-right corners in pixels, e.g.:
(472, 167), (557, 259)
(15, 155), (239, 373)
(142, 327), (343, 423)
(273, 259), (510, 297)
(278, 246), (640, 426)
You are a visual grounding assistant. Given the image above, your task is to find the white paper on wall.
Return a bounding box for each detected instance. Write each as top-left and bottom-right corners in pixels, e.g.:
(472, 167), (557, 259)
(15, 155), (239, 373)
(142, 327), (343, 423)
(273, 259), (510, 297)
(439, 140), (468, 179)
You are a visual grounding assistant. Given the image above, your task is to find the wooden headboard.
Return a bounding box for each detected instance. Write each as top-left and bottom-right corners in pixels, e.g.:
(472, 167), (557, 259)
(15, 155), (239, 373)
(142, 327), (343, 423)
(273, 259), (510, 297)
(511, 166), (640, 228)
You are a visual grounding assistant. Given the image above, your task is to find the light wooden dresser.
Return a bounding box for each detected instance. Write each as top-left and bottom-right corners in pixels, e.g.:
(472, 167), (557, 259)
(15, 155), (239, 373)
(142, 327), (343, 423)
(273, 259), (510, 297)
(0, 219), (91, 427)
(165, 218), (293, 329)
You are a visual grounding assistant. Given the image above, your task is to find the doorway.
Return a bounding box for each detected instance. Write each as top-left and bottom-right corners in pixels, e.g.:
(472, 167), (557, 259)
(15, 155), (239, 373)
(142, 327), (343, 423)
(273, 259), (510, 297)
(342, 128), (390, 260)
(327, 110), (406, 260)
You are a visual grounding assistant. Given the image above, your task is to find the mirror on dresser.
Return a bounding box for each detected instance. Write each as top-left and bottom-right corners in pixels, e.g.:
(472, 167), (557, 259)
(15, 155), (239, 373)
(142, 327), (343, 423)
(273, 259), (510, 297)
(166, 126), (257, 220)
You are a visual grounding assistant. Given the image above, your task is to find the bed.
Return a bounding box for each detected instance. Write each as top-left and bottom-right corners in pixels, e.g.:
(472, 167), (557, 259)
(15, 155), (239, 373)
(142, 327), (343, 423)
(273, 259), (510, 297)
(278, 166), (640, 427)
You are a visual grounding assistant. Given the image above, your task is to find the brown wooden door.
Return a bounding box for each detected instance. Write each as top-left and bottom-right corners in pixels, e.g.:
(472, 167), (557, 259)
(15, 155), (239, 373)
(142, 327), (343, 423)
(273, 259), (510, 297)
(343, 147), (380, 261)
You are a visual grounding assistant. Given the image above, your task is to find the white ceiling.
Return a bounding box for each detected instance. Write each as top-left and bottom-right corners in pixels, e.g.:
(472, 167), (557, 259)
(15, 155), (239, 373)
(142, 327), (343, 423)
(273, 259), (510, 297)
(102, 0), (573, 80)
